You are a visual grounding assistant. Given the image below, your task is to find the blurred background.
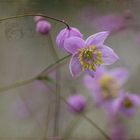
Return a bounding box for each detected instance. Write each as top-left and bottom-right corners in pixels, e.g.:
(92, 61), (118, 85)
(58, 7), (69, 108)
(0, 0), (140, 139)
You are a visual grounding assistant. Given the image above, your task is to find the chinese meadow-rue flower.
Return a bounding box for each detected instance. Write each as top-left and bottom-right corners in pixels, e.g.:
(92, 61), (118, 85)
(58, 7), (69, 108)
(112, 92), (140, 117)
(83, 67), (128, 106)
(35, 16), (51, 35)
(64, 31), (119, 77)
(67, 94), (86, 114)
(56, 27), (83, 50)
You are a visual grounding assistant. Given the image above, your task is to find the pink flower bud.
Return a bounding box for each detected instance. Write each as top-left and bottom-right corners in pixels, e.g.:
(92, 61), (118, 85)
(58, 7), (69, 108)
(56, 27), (83, 51)
(67, 94), (86, 114)
(35, 16), (51, 35)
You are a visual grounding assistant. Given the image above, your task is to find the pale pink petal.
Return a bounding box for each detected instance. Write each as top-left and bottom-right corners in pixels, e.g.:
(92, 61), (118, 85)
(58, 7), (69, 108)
(85, 31), (110, 47)
(64, 37), (84, 54)
(69, 53), (82, 77)
(100, 45), (119, 65)
(109, 68), (129, 86)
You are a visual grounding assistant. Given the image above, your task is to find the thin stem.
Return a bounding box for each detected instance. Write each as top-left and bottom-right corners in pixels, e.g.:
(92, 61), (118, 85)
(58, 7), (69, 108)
(38, 54), (71, 76)
(48, 34), (61, 136)
(0, 13), (70, 29)
(82, 114), (111, 140)
(40, 80), (111, 140)
(62, 116), (81, 140)
(0, 55), (71, 93)
(0, 77), (36, 92)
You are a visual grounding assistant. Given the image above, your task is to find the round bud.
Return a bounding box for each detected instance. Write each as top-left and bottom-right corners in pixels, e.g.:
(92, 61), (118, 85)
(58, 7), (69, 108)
(67, 94), (86, 114)
(56, 27), (83, 51)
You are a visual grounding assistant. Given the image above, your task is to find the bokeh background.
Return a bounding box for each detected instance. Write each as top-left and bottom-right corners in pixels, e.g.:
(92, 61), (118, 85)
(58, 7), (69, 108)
(0, 0), (140, 139)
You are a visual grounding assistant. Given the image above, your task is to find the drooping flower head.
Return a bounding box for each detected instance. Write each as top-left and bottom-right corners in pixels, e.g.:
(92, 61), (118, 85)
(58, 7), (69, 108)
(56, 27), (83, 50)
(64, 31), (119, 77)
(112, 92), (140, 117)
(67, 94), (86, 114)
(34, 16), (51, 35)
(83, 67), (129, 106)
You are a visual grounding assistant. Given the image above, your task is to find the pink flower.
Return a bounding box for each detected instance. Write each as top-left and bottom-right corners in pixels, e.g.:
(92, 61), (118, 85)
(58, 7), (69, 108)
(64, 31), (119, 77)
(109, 123), (126, 140)
(112, 92), (140, 117)
(35, 16), (51, 35)
(83, 67), (129, 106)
(67, 94), (86, 114)
(56, 27), (83, 50)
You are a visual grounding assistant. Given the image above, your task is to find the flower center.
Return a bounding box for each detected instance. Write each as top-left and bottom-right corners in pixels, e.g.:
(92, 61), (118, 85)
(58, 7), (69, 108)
(123, 98), (133, 108)
(78, 46), (103, 71)
(99, 75), (120, 100)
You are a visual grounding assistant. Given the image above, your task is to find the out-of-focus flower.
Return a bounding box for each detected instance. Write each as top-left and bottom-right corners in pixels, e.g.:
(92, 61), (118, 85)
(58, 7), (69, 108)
(94, 14), (126, 33)
(56, 27), (83, 50)
(67, 94), (86, 114)
(109, 123), (126, 140)
(112, 92), (140, 117)
(35, 16), (51, 35)
(64, 31), (119, 77)
(83, 67), (129, 106)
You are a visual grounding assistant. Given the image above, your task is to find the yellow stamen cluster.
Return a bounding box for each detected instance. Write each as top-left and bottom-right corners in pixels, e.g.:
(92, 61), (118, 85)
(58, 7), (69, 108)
(99, 75), (120, 100)
(123, 98), (133, 108)
(78, 46), (103, 71)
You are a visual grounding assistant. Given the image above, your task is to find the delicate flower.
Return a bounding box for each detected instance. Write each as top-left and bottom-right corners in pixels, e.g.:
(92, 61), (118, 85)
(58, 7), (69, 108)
(35, 16), (51, 35)
(112, 92), (140, 117)
(67, 94), (86, 113)
(56, 27), (83, 50)
(83, 67), (128, 106)
(109, 123), (126, 140)
(94, 14), (126, 33)
(64, 31), (119, 77)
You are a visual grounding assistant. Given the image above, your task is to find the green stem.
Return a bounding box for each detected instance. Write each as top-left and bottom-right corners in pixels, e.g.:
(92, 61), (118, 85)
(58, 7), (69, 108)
(0, 55), (71, 93)
(47, 33), (60, 136)
(38, 54), (71, 76)
(0, 14), (70, 29)
(40, 80), (111, 140)
(0, 77), (36, 92)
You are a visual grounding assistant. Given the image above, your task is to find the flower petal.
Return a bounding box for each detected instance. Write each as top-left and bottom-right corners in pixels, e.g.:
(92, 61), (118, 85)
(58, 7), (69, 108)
(85, 31), (110, 47)
(85, 69), (96, 77)
(109, 68), (129, 86)
(64, 37), (84, 54)
(83, 75), (96, 91)
(100, 45), (119, 65)
(69, 53), (82, 77)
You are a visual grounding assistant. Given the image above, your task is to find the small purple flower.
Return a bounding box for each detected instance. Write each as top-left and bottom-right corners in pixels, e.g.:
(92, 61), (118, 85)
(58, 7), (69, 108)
(64, 31), (119, 77)
(109, 123), (126, 140)
(67, 94), (86, 114)
(56, 27), (83, 50)
(112, 92), (140, 117)
(35, 16), (51, 35)
(83, 67), (129, 106)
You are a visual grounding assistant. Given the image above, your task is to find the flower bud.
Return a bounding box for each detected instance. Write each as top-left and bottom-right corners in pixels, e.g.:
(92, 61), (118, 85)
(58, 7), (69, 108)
(67, 94), (86, 114)
(35, 16), (51, 35)
(56, 27), (83, 50)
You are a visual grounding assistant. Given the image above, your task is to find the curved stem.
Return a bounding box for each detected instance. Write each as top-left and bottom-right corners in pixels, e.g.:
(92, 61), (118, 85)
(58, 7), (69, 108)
(0, 54), (71, 93)
(0, 13), (70, 29)
(0, 77), (36, 92)
(40, 80), (111, 140)
(38, 54), (71, 76)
